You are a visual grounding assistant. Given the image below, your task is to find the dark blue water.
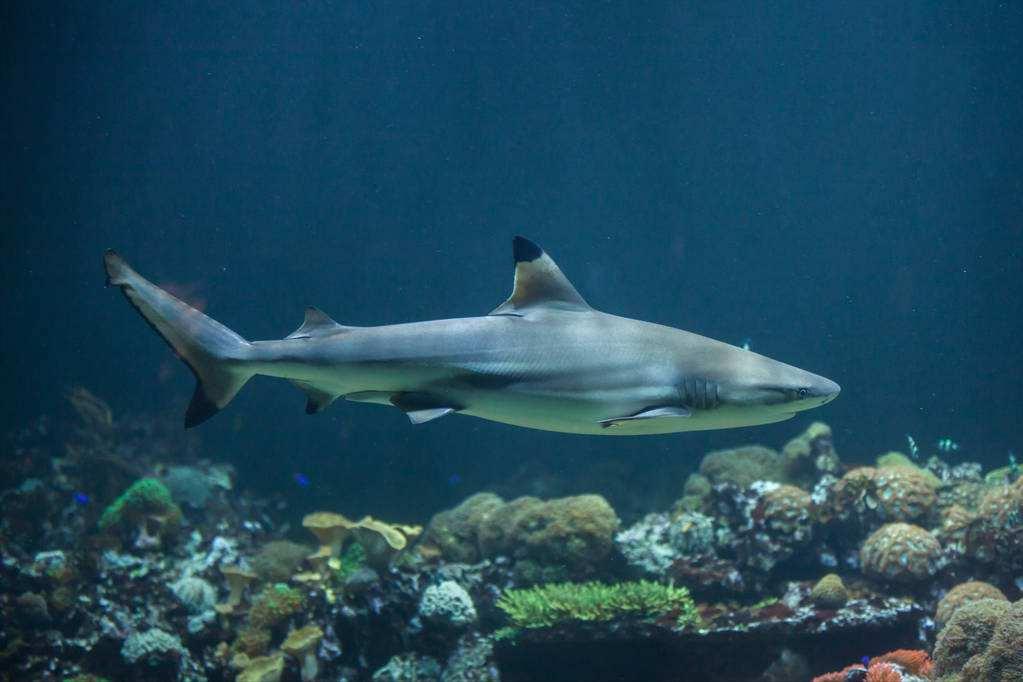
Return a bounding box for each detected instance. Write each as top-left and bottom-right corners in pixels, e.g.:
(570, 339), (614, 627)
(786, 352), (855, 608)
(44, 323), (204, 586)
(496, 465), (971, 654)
(6, 2), (1022, 520)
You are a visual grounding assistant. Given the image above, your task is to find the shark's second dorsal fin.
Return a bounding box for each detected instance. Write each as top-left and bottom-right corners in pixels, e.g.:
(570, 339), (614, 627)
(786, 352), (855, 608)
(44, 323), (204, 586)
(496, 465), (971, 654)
(490, 236), (591, 316)
(286, 306), (351, 339)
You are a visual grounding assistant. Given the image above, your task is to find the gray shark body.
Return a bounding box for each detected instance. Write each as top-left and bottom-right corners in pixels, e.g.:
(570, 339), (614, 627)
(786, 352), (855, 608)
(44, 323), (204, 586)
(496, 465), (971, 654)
(104, 237), (839, 434)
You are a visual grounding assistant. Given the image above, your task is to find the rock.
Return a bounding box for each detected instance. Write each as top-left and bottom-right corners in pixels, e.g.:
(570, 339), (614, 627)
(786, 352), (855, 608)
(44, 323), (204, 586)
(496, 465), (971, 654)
(372, 653), (443, 682)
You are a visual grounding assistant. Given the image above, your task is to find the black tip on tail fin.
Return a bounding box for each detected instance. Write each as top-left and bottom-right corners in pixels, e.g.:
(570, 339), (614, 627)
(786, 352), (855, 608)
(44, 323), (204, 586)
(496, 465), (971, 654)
(185, 383), (221, 428)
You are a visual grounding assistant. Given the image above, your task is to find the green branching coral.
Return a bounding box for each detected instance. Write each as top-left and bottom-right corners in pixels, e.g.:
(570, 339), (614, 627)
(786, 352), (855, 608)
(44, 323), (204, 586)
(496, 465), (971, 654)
(98, 478), (182, 534)
(496, 580), (697, 629)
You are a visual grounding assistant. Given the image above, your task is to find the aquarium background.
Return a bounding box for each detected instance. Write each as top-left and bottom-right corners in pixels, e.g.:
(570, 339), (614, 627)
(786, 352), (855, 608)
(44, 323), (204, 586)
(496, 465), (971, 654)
(6, 2), (1022, 523)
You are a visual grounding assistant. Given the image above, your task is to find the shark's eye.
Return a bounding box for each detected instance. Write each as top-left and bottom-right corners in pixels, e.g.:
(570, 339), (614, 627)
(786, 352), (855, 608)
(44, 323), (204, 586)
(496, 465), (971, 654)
(797, 387), (809, 398)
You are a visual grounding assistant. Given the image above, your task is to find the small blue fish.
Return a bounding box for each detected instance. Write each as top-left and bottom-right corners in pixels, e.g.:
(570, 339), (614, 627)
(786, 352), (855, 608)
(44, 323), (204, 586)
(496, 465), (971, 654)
(72, 491), (90, 505)
(293, 473), (310, 488)
(447, 473), (462, 487)
(936, 438), (960, 453)
(861, 655), (871, 667)
(905, 434), (920, 461)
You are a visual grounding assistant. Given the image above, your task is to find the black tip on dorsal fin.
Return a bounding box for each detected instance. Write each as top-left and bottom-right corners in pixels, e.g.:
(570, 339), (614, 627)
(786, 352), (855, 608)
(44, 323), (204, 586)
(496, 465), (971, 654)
(513, 236), (543, 263)
(490, 236), (591, 316)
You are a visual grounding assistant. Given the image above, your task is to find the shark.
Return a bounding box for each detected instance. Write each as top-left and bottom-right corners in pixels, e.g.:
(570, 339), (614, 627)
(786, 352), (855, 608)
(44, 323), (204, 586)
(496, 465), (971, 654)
(103, 237), (839, 435)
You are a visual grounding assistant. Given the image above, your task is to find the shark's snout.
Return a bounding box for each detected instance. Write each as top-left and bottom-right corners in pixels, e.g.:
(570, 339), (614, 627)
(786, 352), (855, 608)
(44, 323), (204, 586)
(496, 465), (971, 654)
(812, 376), (841, 405)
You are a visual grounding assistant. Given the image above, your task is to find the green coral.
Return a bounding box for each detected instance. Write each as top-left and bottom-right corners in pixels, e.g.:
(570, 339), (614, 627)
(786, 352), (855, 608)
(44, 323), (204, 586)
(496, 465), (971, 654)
(336, 542), (366, 581)
(63, 676), (111, 682)
(98, 478), (181, 531)
(496, 580), (697, 629)
(248, 583), (304, 629)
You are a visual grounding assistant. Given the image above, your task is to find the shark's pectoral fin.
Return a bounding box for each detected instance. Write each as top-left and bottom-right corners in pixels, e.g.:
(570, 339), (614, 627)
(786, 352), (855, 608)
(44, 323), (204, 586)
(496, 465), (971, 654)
(390, 392), (462, 424)
(599, 405), (692, 429)
(292, 381), (341, 414)
(489, 236), (592, 316)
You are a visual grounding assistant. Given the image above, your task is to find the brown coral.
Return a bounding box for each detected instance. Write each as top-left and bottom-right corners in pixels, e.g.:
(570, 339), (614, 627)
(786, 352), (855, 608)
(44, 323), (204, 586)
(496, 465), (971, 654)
(965, 485), (1023, 570)
(975, 598), (1023, 681)
(873, 466), (937, 523)
(933, 597), (1011, 676)
(422, 492), (505, 563)
(860, 522), (942, 583)
(810, 573), (848, 609)
(479, 494), (619, 575)
(935, 581), (1008, 630)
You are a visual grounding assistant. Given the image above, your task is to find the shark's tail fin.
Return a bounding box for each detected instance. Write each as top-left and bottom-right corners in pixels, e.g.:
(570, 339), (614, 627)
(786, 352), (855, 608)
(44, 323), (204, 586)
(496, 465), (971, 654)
(103, 250), (254, 428)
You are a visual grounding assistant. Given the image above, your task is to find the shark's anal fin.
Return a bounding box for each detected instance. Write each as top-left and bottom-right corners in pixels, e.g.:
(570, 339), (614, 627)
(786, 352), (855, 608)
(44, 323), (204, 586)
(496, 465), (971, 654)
(489, 236), (591, 316)
(390, 392), (461, 424)
(286, 307), (352, 339)
(292, 381), (341, 414)
(599, 405), (692, 429)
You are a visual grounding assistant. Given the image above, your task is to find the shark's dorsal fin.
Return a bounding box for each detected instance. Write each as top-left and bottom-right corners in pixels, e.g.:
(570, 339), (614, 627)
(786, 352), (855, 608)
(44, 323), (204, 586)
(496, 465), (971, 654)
(490, 236), (591, 316)
(286, 306), (350, 339)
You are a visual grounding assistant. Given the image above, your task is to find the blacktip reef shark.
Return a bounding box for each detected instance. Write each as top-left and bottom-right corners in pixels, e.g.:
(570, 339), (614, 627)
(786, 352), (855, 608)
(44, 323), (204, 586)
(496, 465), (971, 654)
(103, 237), (839, 435)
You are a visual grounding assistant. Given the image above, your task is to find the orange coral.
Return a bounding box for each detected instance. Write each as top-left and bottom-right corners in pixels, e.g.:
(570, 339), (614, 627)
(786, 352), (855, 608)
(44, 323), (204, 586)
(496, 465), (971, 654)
(865, 663), (902, 682)
(871, 649), (934, 676)
(812, 665), (865, 682)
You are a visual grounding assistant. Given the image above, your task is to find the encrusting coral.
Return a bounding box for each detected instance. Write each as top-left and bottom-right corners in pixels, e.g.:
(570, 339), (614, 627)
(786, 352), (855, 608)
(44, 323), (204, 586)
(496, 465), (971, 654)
(495, 580), (697, 629)
(248, 583), (305, 629)
(935, 581), (1008, 630)
(810, 574), (848, 609)
(965, 484), (1023, 571)
(699, 445), (785, 488)
(250, 540), (312, 582)
(932, 598), (1011, 676)
(860, 522), (942, 583)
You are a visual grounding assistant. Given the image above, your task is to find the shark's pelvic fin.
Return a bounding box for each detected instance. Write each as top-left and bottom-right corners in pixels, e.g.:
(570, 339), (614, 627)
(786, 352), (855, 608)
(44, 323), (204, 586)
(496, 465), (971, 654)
(286, 306), (352, 339)
(489, 236), (591, 316)
(292, 381), (340, 414)
(390, 392), (461, 424)
(599, 405), (692, 429)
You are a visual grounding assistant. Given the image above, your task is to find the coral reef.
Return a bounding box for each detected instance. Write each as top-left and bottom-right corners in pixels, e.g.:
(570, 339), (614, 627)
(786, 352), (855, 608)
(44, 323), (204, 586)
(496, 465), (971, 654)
(419, 581), (478, 628)
(860, 522), (942, 583)
(98, 478), (183, 549)
(699, 444), (785, 488)
(248, 583), (305, 629)
(614, 511), (716, 576)
(810, 573), (848, 609)
(782, 421), (839, 486)
(932, 598), (1011, 676)
(5, 407), (1021, 682)
(812, 649), (933, 682)
(496, 580), (698, 629)
(935, 581), (1008, 630)
(250, 539), (312, 582)
(965, 484), (1023, 571)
